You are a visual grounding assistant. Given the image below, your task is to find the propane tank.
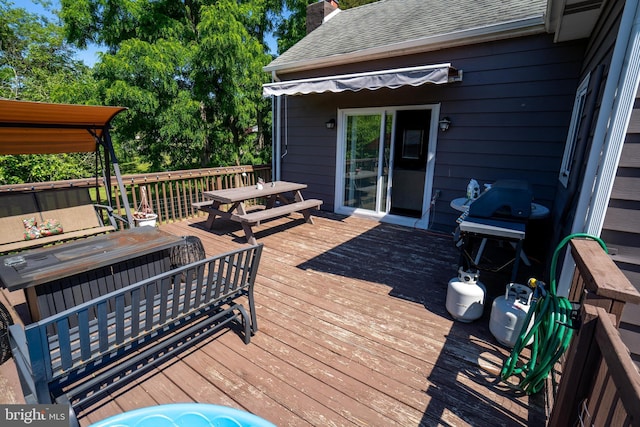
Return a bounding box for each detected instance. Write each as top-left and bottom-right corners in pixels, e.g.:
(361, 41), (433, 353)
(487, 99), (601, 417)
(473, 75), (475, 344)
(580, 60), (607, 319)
(466, 179), (480, 200)
(446, 267), (486, 322)
(489, 283), (535, 348)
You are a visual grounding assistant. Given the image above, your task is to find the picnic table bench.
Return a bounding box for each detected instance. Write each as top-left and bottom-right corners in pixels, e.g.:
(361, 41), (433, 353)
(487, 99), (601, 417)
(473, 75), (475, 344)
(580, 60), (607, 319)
(0, 188), (121, 254)
(194, 181), (322, 245)
(7, 242), (263, 425)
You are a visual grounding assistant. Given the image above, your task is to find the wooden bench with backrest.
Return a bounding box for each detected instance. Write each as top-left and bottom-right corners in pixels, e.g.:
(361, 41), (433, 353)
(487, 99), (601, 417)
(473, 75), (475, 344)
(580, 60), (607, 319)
(0, 188), (120, 254)
(8, 243), (263, 425)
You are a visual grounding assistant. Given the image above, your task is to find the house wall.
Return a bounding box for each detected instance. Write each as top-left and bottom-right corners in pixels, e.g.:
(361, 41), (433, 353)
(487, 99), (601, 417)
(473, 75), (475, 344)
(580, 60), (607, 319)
(550, 0), (623, 244)
(276, 33), (585, 251)
(608, 92), (640, 364)
(551, 0), (640, 365)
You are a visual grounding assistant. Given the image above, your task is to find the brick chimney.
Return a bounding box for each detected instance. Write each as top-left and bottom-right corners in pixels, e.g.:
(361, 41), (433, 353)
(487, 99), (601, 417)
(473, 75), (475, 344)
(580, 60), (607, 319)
(306, 0), (339, 34)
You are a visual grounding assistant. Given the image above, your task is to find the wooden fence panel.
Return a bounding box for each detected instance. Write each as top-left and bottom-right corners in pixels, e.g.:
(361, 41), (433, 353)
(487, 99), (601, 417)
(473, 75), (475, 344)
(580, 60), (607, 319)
(592, 307), (640, 424)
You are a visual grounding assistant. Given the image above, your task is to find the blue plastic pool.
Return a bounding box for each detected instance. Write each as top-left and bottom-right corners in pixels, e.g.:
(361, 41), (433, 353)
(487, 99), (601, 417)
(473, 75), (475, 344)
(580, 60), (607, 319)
(88, 403), (277, 427)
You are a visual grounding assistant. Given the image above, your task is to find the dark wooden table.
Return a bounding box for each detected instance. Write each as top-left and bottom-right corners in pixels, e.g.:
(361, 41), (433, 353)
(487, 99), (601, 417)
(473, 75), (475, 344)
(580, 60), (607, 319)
(0, 227), (184, 321)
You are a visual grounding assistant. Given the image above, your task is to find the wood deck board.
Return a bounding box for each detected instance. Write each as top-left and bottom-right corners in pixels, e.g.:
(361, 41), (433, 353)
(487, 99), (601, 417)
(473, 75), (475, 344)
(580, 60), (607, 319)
(1, 211), (547, 426)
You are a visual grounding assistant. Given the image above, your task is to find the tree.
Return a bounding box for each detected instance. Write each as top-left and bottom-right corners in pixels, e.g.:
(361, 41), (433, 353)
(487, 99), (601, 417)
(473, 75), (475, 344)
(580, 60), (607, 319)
(274, 0), (312, 54)
(61, 0), (274, 171)
(0, 0), (96, 102)
(337, 0), (379, 9)
(0, 0), (99, 184)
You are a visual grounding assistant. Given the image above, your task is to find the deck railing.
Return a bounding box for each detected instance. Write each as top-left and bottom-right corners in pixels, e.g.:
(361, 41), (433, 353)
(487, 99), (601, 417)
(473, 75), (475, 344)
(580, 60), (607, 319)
(549, 239), (640, 426)
(0, 165), (271, 225)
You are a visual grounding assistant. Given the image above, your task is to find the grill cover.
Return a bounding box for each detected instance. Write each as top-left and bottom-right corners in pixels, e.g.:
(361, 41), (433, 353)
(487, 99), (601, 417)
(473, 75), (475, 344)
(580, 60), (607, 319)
(468, 180), (533, 220)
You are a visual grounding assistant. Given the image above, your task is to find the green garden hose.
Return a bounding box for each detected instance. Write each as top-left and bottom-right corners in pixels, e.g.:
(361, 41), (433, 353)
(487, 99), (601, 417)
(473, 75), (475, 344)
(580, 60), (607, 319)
(499, 233), (607, 394)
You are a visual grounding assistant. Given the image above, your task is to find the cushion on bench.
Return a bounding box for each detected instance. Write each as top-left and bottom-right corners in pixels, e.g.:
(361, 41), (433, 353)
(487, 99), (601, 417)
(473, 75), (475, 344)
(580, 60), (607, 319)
(40, 205), (105, 233)
(0, 216), (35, 246)
(0, 190), (118, 254)
(35, 188), (93, 210)
(0, 193), (40, 218)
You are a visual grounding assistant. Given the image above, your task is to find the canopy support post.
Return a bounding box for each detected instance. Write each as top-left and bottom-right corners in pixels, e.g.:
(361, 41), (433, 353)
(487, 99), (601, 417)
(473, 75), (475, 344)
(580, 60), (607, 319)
(103, 130), (134, 226)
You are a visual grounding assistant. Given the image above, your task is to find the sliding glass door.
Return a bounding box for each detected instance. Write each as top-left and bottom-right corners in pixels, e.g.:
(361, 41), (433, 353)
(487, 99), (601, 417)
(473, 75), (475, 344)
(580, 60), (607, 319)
(337, 105), (439, 228)
(343, 113), (392, 212)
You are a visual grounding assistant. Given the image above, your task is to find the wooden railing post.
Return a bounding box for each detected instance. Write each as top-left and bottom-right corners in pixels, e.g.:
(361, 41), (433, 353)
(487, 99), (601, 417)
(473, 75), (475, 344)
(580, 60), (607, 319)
(548, 304), (603, 426)
(550, 238), (640, 425)
(552, 306), (640, 426)
(569, 238), (640, 324)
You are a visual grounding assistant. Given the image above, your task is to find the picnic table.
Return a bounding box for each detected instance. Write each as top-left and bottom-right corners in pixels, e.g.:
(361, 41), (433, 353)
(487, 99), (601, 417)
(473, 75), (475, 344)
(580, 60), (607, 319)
(193, 181), (322, 245)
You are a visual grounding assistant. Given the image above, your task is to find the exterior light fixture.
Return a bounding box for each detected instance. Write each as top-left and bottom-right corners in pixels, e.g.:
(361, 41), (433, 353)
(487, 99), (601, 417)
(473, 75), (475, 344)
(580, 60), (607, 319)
(325, 119), (336, 129)
(438, 117), (451, 131)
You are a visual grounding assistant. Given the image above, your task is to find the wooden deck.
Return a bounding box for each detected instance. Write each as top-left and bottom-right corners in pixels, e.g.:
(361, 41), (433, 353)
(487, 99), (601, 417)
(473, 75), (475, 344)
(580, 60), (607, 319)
(0, 211), (547, 426)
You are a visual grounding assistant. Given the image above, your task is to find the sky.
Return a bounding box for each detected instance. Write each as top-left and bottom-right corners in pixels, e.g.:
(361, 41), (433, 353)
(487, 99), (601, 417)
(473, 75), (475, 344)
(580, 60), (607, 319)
(20, 0), (101, 66)
(19, 0), (279, 67)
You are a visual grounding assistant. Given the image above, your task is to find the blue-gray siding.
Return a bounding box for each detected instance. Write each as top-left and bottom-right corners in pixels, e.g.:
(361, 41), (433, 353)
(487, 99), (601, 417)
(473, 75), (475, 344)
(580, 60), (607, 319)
(276, 33), (585, 243)
(544, 0), (640, 366)
(611, 98), (640, 363)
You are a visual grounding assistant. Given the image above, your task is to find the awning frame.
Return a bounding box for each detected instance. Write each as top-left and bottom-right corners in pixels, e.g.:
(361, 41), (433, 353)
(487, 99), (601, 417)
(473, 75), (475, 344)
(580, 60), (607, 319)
(0, 100), (134, 225)
(263, 63), (462, 97)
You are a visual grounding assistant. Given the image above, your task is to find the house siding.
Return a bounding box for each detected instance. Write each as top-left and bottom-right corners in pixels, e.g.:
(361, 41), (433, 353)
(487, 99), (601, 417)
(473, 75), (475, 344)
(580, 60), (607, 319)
(608, 93), (640, 364)
(276, 33), (585, 254)
(551, 0), (640, 365)
(530, 0), (622, 265)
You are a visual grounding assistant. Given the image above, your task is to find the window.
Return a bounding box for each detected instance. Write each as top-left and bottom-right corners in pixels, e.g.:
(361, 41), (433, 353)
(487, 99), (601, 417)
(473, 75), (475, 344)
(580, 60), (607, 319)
(559, 74), (590, 187)
(402, 129), (423, 159)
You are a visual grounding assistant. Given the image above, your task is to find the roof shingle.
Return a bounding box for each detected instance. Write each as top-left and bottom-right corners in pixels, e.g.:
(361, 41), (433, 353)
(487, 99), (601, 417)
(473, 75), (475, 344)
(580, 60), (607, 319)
(267, 0), (547, 71)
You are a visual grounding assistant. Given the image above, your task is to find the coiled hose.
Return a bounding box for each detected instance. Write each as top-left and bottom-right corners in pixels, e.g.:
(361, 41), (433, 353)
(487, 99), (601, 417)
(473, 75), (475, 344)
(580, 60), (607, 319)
(499, 233), (607, 394)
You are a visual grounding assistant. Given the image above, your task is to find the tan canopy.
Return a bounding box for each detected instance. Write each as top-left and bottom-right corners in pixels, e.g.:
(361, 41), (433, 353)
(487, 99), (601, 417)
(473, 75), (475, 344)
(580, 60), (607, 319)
(0, 99), (126, 155)
(0, 99), (134, 225)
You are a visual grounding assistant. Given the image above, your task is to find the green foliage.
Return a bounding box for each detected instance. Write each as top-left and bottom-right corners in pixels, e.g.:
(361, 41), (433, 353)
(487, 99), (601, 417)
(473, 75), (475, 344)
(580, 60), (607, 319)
(1, 0), (282, 183)
(0, 0), (100, 184)
(274, 0), (314, 54)
(0, 0), (93, 102)
(0, 153), (97, 184)
(338, 0), (380, 9)
(62, 0), (273, 170)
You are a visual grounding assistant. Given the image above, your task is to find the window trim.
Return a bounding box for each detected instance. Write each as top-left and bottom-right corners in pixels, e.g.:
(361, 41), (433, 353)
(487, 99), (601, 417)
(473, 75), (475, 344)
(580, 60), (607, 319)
(559, 74), (590, 187)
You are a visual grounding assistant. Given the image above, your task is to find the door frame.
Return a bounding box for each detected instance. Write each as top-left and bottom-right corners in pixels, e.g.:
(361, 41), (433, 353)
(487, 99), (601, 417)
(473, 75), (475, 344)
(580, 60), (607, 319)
(334, 104), (441, 229)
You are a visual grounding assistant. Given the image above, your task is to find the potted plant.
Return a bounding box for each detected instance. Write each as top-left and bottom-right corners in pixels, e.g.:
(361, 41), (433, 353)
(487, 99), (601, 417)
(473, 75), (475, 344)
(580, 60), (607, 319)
(133, 186), (158, 227)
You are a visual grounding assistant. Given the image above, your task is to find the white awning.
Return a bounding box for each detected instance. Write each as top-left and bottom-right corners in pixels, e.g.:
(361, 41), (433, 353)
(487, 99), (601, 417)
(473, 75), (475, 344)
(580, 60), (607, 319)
(263, 63), (461, 97)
